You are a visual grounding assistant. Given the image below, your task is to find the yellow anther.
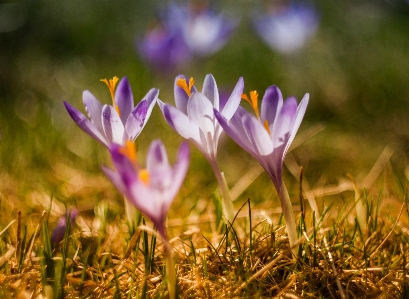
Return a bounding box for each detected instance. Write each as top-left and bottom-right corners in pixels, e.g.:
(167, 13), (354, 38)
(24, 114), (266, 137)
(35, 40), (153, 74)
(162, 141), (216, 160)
(263, 119), (271, 134)
(139, 169), (150, 185)
(119, 140), (137, 165)
(241, 90), (260, 119)
(101, 76), (121, 116)
(176, 77), (195, 97)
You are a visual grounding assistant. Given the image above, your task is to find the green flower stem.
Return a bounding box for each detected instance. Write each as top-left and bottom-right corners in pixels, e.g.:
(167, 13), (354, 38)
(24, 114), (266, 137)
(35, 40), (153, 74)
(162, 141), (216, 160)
(158, 227), (176, 299)
(210, 159), (235, 224)
(124, 197), (139, 233)
(278, 181), (299, 256)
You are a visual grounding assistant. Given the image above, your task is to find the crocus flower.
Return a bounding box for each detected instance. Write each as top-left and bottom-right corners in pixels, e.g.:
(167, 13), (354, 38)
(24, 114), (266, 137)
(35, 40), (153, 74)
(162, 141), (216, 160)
(158, 74), (243, 222)
(103, 140), (188, 299)
(64, 77), (158, 147)
(214, 85), (309, 254)
(51, 209), (78, 246)
(168, 2), (237, 56)
(103, 140), (189, 239)
(137, 21), (191, 72)
(253, 2), (319, 54)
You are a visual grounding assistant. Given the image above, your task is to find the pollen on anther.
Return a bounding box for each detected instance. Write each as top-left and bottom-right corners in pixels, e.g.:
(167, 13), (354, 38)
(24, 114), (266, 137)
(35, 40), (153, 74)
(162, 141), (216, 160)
(264, 120), (271, 134)
(101, 76), (121, 116)
(241, 90), (260, 119)
(120, 140), (137, 165)
(139, 169), (150, 185)
(177, 77), (195, 96)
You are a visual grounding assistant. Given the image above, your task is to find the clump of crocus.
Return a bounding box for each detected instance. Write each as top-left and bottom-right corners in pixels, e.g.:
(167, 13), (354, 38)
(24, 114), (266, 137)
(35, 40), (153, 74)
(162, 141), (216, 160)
(64, 77), (158, 231)
(64, 76), (158, 147)
(215, 85), (309, 255)
(103, 140), (190, 299)
(253, 2), (319, 54)
(51, 208), (78, 247)
(158, 74), (243, 223)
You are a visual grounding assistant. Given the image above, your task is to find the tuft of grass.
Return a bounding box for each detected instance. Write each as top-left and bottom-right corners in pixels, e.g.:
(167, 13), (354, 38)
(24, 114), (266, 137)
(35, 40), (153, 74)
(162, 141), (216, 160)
(0, 186), (408, 298)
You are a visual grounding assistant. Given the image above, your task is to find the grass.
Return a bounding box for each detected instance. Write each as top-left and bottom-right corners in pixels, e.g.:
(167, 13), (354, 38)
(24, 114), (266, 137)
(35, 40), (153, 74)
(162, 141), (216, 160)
(1, 2), (409, 297)
(0, 152), (408, 298)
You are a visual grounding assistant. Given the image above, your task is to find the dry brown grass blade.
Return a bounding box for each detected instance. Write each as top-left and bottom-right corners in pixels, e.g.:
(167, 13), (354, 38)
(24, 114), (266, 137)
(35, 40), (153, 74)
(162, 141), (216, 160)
(0, 246), (16, 268)
(123, 229), (142, 261)
(16, 211), (22, 262)
(288, 122), (326, 153)
(234, 253), (287, 295)
(97, 215), (120, 258)
(230, 165), (263, 201)
(23, 210), (47, 269)
(368, 198), (405, 261)
(0, 219), (16, 237)
(361, 145), (393, 190)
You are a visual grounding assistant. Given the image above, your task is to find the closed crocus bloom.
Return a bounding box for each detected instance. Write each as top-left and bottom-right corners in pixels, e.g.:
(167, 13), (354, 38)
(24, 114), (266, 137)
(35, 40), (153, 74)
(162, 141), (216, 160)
(215, 85), (309, 254)
(64, 77), (158, 147)
(158, 74), (243, 223)
(103, 140), (189, 239)
(51, 209), (78, 247)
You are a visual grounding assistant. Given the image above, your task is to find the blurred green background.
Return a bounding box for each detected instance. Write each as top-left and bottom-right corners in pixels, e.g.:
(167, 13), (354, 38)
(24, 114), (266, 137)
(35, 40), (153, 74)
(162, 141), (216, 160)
(1, 0), (409, 218)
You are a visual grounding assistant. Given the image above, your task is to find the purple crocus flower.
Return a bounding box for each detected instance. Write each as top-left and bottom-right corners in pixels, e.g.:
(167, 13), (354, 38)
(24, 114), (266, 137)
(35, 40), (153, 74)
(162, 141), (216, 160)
(51, 209), (78, 246)
(159, 74), (243, 163)
(215, 85), (308, 253)
(64, 77), (158, 147)
(158, 74), (243, 222)
(137, 21), (191, 72)
(215, 85), (308, 191)
(103, 140), (190, 239)
(253, 2), (319, 54)
(168, 2), (237, 56)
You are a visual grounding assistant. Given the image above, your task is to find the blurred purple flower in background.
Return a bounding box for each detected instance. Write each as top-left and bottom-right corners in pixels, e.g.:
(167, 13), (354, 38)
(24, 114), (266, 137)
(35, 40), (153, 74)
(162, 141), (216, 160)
(169, 2), (237, 56)
(253, 1), (319, 54)
(51, 208), (78, 246)
(64, 77), (158, 147)
(103, 140), (190, 240)
(138, 20), (190, 71)
(137, 1), (237, 71)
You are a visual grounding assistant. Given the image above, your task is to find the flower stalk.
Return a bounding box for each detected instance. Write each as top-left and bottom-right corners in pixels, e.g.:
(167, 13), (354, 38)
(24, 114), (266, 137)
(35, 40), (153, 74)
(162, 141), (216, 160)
(209, 159), (235, 224)
(158, 74), (243, 225)
(278, 181), (298, 256)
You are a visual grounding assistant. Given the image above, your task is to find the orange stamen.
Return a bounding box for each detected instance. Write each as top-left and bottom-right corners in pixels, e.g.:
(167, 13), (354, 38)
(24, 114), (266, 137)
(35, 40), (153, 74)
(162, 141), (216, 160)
(241, 90), (260, 119)
(264, 119), (271, 134)
(101, 76), (121, 116)
(119, 140), (137, 165)
(176, 77), (195, 97)
(139, 169), (150, 185)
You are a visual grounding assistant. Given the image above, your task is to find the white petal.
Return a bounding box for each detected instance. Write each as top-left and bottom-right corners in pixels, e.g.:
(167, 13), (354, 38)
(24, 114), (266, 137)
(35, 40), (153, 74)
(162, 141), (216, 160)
(83, 90), (104, 135)
(202, 74), (219, 110)
(102, 105), (125, 145)
(160, 102), (201, 142)
(221, 77), (244, 120)
(187, 92), (215, 137)
(242, 114), (274, 156)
